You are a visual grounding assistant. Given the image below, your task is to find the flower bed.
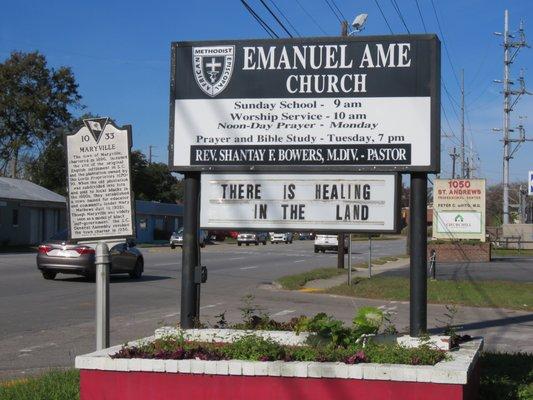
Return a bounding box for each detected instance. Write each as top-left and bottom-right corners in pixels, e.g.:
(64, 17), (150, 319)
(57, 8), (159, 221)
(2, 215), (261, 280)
(76, 328), (482, 400)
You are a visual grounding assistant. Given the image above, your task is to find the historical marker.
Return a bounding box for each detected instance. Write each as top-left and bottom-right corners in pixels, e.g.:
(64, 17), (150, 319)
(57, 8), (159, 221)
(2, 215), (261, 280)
(66, 118), (135, 241)
(170, 35), (440, 172)
(200, 173), (399, 232)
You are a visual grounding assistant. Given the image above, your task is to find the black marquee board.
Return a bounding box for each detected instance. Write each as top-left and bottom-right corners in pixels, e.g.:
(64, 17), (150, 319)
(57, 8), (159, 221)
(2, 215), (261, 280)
(169, 34), (440, 173)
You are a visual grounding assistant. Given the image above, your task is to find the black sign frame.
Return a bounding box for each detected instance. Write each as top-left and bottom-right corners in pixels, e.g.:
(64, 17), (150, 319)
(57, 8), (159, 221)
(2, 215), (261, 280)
(168, 34), (441, 174)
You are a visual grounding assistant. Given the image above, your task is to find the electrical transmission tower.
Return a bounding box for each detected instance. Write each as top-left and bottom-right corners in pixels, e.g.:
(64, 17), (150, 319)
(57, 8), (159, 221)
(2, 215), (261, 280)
(493, 10), (531, 225)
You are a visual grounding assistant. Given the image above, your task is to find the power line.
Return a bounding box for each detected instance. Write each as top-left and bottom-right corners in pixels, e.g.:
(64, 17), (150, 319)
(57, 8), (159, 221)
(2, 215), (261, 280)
(414, 0), (427, 32)
(258, 0), (293, 38)
(295, 0), (328, 35)
(266, 0), (300, 36)
(240, 0), (279, 38)
(323, 0), (343, 24)
(372, 0), (393, 34)
(389, 0), (411, 34)
(329, 0), (348, 22)
(429, 0), (461, 89)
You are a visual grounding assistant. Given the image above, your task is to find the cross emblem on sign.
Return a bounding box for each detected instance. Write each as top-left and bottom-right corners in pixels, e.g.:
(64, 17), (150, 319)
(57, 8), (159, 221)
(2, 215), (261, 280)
(206, 57), (222, 83)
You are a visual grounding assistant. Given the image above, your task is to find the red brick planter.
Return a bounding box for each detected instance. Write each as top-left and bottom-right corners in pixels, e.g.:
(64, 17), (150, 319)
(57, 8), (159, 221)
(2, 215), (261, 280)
(80, 368), (480, 400)
(76, 330), (483, 400)
(428, 242), (491, 263)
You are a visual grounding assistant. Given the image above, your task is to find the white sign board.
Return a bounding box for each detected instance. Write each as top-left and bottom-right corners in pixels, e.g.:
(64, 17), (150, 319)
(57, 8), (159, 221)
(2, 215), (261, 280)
(435, 211), (482, 234)
(66, 118), (135, 241)
(170, 36), (440, 172)
(200, 173), (399, 232)
(433, 179), (486, 241)
(529, 170), (533, 196)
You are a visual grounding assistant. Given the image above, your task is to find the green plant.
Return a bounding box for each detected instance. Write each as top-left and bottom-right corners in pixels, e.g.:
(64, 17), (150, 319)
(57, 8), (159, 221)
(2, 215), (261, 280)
(437, 304), (461, 345)
(352, 307), (384, 336)
(221, 335), (284, 361)
(296, 313), (352, 347)
(238, 294), (264, 328)
(214, 312), (228, 329)
(0, 369), (79, 400)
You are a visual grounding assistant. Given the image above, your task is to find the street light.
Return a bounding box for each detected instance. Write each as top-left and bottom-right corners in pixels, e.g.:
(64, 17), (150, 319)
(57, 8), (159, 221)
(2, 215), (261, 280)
(350, 13), (368, 35)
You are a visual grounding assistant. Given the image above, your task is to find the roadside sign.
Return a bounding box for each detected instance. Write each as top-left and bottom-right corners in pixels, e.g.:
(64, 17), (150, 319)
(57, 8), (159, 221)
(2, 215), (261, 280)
(529, 171), (533, 196)
(433, 179), (486, 241)
(66, 119), (135, 241)
(200, 173), (400, 232)
(169, 35), (440, 173)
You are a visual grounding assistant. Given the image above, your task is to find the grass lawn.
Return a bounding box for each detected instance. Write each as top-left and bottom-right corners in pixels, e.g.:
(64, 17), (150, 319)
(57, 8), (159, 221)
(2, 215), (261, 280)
(492, 248), (533, 257)
(1, 354), (531, 399)
(479, 352), (533, 400)
(277, 267), (345, 290)
(0, 369), (79, 400)
(325, 276), (533, 311)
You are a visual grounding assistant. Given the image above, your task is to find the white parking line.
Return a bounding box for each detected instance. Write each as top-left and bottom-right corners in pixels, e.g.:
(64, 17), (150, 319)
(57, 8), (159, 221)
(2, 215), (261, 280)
(293, 260), (305, 263)
(228, 257), (245, 260)
(272, 309), (296, 317)
(163, 312), (180, 318)
(153, 262), (179, 267)
(200, 302), (224, 310)
(240, 266), (259, 270)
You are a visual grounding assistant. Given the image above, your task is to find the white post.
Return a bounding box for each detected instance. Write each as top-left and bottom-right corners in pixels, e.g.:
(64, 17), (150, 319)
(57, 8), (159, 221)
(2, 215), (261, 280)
(96, 241), (110, 350)
(368, 235), (372, 278)
(348, 234), (352, 286)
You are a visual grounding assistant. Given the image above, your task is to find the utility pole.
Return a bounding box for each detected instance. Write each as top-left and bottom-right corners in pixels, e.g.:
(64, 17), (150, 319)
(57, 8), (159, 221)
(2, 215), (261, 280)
(148, 145), (155, 164)
(461, 69), (465, 178)
(494, 10), (530, 225)
(337, 19), (349, 269)
(449, 147), (458, 179)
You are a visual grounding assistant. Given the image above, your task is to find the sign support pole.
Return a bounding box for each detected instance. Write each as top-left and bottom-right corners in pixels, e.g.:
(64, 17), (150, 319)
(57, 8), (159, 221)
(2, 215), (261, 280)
(347, 235), (352, 286)
(95, 241), (110, 350)
(181, 172), (200, 329)
(409, 172), (428, 336)
(368, 235), (372, 278)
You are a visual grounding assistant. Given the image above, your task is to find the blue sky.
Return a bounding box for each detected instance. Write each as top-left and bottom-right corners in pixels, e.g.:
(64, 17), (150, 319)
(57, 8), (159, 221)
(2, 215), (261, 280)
(1, 0), (532, 185)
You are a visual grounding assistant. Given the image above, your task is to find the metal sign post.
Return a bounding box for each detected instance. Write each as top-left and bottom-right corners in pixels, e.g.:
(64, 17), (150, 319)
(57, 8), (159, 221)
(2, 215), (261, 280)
(368, 235), (372, 278)
(180, 172), (200, 329)
(348, 235), (352, 286)
(95, 241), (110, 350)
(65, 118), (135, 350)
(409, 173), (428, 336)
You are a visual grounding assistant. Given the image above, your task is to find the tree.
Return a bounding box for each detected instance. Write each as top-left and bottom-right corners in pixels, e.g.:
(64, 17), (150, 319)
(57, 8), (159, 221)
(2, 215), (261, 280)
(0, 51), (81, 177)
(25, 114), (97, 195)
(130, 150), (183, 203)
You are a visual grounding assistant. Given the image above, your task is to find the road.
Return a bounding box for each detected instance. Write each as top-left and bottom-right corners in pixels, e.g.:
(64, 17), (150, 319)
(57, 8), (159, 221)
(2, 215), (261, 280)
(0, 238), (531, 381)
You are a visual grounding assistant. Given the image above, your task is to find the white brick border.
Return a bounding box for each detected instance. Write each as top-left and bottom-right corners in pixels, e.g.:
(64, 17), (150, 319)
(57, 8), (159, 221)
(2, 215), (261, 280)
(75, 330), (483, 385)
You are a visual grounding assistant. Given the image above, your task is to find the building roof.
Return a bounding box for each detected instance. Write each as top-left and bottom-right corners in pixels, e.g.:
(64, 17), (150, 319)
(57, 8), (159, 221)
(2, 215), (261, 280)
(0, 177), (66, 204)
(135, 200), (183, 217)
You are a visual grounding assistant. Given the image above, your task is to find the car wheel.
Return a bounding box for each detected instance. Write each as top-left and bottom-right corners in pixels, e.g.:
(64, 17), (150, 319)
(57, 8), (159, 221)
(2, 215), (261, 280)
(42, 271), (56, 280)
(263, 240), (267, 245)
(246, 243), (249, 246)
(238, 242), (242, 246)
(255, 242), (259, 246)
(170, 244), (175, 249)
(200, 242), (206, 248)
(129, 258), (143, 279)
(314, 247), (318, 253)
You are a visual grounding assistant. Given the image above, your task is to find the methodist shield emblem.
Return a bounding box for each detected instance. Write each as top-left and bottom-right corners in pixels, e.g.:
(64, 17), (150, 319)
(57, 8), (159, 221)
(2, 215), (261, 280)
(193, 46), (235, 97)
